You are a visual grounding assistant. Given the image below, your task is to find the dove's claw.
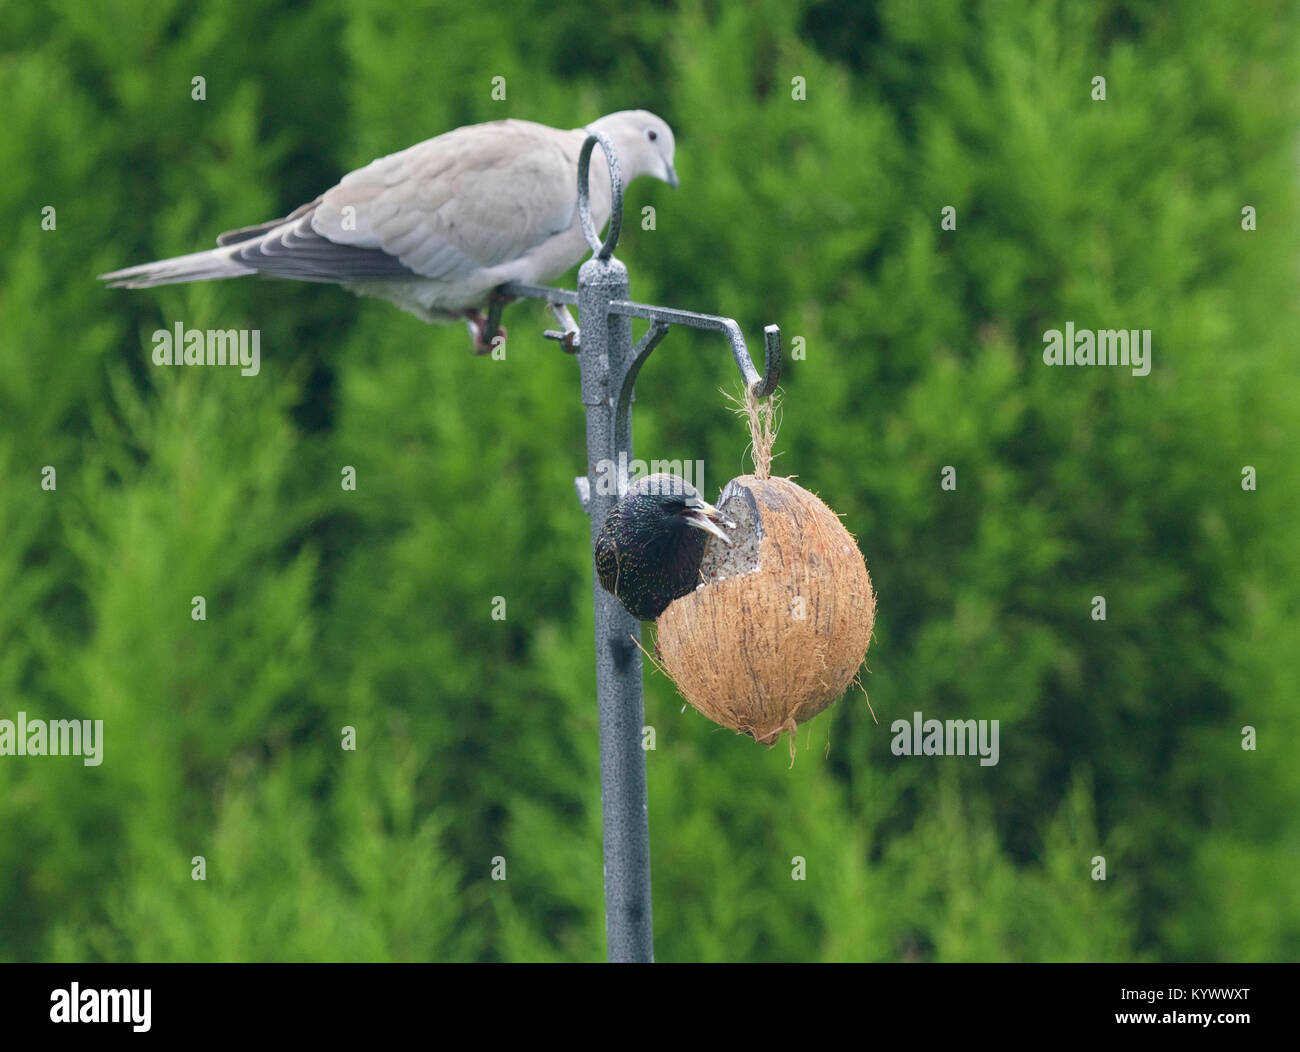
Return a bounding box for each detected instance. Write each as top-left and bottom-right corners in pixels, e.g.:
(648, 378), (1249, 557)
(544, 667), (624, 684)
(465, 310), (505, 355)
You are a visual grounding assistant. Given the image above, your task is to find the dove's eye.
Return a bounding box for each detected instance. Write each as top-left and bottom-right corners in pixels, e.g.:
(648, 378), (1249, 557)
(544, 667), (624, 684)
(646, 129), (658, 142)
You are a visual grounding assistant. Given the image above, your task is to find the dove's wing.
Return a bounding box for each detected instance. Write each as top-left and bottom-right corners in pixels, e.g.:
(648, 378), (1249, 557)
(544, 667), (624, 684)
(221, 199), (421, 283)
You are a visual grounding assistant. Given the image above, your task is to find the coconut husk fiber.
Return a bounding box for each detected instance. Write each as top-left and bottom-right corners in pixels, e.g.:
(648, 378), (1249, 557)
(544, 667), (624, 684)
(655, 387), (876, 757)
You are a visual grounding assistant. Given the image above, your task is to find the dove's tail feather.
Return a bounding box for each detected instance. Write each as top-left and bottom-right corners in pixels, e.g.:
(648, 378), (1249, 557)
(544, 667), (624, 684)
(99, 246), (255, 288)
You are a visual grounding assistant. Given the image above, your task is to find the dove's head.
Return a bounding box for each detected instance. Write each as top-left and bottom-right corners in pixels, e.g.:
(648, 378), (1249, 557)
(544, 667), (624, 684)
(587, 110), (679, 190)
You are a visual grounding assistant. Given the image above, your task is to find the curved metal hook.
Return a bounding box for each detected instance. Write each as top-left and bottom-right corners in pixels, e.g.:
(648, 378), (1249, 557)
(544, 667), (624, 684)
(615, 321), (671, 420)
(758, 325), (783, 397)
(731, 323), (782, 399)
(607, 301), (783, 400)
(578, 131), (623, 260)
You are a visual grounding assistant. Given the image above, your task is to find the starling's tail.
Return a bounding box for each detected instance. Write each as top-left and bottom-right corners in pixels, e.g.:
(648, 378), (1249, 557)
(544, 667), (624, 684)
(99, 245), (255, 288)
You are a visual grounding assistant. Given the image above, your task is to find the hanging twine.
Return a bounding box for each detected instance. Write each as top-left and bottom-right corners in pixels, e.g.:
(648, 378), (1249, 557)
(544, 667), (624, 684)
(733, 383), (781, 480)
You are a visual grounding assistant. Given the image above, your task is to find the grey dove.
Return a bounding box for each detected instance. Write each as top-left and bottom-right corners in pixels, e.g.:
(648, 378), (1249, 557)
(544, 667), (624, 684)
(100, 110), (678, 350)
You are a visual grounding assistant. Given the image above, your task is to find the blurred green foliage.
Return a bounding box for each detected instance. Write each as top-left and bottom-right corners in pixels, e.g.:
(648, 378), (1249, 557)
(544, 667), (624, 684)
(1, 0), (1297, 961)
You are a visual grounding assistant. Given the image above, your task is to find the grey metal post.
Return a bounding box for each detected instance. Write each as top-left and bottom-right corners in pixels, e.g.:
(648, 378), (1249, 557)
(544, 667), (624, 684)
(493, 131), (781, 964)
(575, 133), (653, 963)
(578, 252), (653, 962)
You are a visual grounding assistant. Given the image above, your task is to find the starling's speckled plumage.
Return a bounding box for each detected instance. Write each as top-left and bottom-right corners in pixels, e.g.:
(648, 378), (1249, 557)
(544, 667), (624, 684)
(595, 473), (734, 620)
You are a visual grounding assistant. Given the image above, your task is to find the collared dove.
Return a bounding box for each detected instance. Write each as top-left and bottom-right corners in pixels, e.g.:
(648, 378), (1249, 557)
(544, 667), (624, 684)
(100, 110), (678, 349)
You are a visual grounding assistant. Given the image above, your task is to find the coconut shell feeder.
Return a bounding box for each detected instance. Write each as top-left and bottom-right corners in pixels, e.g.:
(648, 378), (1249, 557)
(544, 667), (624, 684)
(656, 471), (875, 752)
(489, 130), (875, 963)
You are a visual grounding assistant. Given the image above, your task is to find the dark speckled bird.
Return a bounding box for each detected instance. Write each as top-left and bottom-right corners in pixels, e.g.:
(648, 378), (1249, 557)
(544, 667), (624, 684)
(595, 473), (735, 620)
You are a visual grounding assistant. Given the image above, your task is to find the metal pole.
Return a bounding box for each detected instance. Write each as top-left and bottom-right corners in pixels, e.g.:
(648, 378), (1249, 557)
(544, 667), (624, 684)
(575, 133), (653, 963)
(578, 251), (653, 962)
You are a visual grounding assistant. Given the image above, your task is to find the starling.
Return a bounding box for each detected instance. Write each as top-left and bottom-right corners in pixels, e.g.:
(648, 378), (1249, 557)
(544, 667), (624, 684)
(595, 473), (735, 620)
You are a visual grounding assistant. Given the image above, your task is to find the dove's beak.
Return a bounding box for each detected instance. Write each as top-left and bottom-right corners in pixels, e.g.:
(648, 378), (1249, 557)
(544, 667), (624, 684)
(663, 164), (679, 190)
(682, 500), (733, 545)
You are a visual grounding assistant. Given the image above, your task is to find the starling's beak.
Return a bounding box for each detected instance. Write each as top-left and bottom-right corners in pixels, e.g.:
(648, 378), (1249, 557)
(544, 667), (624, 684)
(682, 499), (734, 545)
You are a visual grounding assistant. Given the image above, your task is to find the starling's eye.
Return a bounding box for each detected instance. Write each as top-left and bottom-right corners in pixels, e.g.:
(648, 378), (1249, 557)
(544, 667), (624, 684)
(647, 129), (658, 142)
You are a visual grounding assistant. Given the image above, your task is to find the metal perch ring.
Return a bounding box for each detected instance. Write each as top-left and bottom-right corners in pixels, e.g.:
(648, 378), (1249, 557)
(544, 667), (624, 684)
(578, 130), (623, 260)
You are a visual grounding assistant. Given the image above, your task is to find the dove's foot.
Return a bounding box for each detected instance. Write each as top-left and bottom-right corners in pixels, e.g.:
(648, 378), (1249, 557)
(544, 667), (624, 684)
(465, 310), (506, 355)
